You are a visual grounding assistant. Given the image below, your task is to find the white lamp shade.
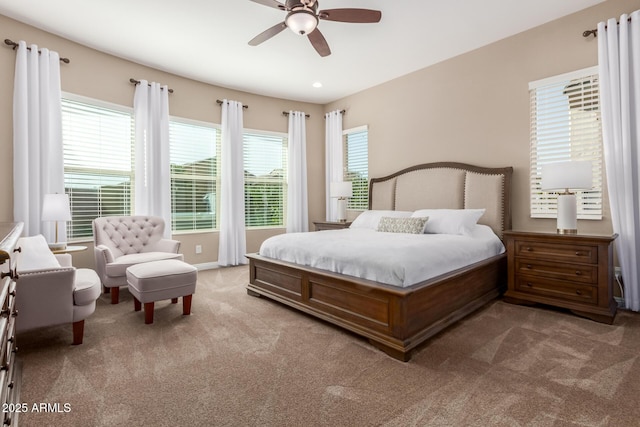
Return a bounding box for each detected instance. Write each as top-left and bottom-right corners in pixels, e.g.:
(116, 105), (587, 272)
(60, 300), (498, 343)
(41, 193), (72, 222)
(541, 161), (593, 191)
(330, 181), (353, 198)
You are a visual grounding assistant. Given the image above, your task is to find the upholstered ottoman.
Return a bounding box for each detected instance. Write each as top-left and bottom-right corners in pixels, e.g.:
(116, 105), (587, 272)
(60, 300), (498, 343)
(126, 259), (197, 324)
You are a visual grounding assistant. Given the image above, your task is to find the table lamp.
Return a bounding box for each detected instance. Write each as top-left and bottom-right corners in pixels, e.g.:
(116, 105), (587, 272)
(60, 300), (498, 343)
(330, 181), (353, 222)
(41, 193), (72, 250)
(541, 161), (592, 234)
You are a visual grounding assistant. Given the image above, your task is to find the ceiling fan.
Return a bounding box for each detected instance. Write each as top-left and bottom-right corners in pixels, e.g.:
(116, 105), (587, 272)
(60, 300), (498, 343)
(248, 0), (382, 57)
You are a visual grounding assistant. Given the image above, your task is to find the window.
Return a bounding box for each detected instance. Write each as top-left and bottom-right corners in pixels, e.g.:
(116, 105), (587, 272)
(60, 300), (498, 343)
(343, 126), (369, 210)
(529, 66), (603, 219)
(243, 131), (288, 228)
(169, 119), (220, 232)
(62, 95), (134, 239)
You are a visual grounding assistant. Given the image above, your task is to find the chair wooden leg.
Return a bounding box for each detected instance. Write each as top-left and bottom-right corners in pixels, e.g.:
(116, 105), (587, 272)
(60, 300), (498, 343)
(72, 320), (85, 345)
(144, 302), (154, 324)
(171, 298), (178, 304)
(133, 297), (141, 311)
(183, 295), (192, 316)
(110, 286), (120, 304)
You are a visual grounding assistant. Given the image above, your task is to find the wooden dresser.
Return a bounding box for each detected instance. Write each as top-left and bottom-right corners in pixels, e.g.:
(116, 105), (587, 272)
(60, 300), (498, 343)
(503, 230), (617, 324)
(0, 222), (23, 426)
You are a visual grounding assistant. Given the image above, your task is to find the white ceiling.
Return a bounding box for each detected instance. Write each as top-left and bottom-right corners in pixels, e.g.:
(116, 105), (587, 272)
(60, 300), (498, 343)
(0, 0), (604, 104)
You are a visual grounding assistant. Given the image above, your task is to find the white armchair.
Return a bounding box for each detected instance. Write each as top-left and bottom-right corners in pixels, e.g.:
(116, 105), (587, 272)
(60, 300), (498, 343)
(15, 235), (101, 345)
(92, 216), (183, 304)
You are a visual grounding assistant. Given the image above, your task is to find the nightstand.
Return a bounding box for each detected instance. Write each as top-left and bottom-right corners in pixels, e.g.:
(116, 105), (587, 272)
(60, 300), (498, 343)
(503, 230), (617, 324)
(313, 220), (352, 231)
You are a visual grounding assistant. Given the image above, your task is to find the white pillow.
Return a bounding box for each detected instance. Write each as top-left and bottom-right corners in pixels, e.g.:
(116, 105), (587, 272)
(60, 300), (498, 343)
(16, 235), (62, 272)
(411, 209), (485, 235)
(350, 210), (413, 230)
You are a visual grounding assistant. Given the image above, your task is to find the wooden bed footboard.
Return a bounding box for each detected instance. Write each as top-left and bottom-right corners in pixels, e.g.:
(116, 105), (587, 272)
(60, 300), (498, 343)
(246, 253), (507, 361)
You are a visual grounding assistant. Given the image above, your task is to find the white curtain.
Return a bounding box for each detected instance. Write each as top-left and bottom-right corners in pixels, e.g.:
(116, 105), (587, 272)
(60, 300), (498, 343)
(598, 11), (640, 311)
(218, 99), (247, 266)
(133, 80), (171, 238)
(325, 110), (344, 221)
(13, 41), (65, 241)
(287, 111), (309, 233)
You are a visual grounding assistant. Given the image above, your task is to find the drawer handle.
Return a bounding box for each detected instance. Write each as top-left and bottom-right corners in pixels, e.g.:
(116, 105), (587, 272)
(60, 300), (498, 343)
(576, 290), (582, 295)
(575, 251), (581, 256)
(526, 264), (532, 269)
(575, 270), (582, 276)
(525, 247), (533, 252)
(526, 282), (533, 287)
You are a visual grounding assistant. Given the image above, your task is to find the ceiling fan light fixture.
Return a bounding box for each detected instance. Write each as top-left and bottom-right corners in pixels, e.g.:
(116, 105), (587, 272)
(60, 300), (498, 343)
(285, 10), (318, 35)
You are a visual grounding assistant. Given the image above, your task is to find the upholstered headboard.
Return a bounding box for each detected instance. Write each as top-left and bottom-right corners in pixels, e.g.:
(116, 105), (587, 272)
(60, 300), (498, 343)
(368, 162), (513, 238)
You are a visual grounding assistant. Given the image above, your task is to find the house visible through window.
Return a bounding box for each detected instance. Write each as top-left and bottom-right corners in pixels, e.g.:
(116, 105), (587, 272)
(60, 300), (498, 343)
(529, 66), (603, 220)
(343, 126), (369, 210)
(62, 95), (134, 239)
(62, 94), (289, 239)
(169, 119), (220, 232)
(243, 130), (288, 228)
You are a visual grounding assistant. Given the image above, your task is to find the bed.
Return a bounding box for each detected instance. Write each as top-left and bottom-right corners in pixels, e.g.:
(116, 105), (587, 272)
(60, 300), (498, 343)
(246, 162), (513, 361)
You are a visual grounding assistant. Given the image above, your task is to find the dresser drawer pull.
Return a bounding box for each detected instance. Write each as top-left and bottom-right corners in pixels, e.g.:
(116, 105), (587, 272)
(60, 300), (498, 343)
(575, 271), (582, 276)
(526, 264), (532, 269)
(575, 251), (581, 256)
(526, 282), (533, 287)
(576, 290), (582, 295)
(525, 247), (533, 252)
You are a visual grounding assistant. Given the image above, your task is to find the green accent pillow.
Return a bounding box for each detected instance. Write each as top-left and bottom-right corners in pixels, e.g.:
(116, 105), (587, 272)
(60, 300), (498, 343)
(377, 216), (429, 234)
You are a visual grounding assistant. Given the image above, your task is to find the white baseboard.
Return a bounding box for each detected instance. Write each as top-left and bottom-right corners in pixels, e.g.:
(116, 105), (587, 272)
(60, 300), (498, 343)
(193, 262), (220, 271)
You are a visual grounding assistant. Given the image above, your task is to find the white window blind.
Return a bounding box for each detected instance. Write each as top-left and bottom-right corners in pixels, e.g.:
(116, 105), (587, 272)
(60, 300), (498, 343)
(343, 126), (369, 210)
(62, 96), (134, 240)
(529, 66), (603, 219)
(169, 119), (220, 232)
(243, 131), (288, 228)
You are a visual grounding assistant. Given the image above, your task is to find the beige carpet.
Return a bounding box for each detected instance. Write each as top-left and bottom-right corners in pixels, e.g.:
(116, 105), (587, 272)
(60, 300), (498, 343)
(17, 266), (640, 426)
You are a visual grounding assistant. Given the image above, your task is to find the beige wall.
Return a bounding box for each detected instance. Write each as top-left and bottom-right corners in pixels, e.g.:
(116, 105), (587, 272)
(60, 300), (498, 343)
(326, 0), (640, 235)
(0, 14), (325, 268)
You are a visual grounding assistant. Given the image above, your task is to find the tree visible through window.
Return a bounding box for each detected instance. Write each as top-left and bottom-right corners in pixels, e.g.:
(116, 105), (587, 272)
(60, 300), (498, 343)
(243, 131), (288, 228)
(343, 126), (369, 210)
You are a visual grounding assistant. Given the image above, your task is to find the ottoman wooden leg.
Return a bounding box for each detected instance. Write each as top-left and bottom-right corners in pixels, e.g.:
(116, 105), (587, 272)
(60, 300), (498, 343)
(171, 298), (178, 304)
(133, 297), (141, 312)
(144, 302), (155, 324)
(183, 295), (193, 316)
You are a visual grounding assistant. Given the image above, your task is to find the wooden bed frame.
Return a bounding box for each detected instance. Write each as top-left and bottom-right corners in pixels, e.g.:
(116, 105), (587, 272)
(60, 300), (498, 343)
(246, 162), (513, 361)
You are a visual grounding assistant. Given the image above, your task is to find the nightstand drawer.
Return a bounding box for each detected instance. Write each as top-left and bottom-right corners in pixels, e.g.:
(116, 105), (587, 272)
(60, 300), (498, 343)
(514, 258), (597, 284)
(515, 241), (597, 264)
(515, 275), (598, 304)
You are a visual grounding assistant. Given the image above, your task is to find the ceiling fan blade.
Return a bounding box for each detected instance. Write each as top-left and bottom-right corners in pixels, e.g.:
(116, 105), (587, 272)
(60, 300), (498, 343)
(308, 29), (331, 57)
(249, 0), (286, 11)
(318, 9), (382, 23)
(248, 22), (287, 46)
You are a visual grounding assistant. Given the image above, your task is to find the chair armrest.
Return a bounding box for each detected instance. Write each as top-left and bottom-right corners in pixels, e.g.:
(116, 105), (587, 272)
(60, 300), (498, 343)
(95, 244), (114, 264)
(55, 253), (72, 267)
(155, 239), (181, 254)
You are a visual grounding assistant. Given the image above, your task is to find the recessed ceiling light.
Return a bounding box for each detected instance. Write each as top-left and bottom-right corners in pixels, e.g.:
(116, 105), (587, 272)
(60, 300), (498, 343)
(312, 82), (323, 88)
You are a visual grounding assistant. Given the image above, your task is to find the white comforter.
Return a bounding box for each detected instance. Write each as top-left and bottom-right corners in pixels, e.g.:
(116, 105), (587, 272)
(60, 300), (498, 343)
(259, 225), (505, 287)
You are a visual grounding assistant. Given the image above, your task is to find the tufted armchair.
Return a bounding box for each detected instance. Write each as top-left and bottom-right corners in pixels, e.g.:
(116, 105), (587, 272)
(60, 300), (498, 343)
(92, 216), (183, 304)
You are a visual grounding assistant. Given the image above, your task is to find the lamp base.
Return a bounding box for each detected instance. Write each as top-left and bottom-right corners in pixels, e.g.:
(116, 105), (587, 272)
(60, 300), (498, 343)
(48, 242), (67, 251)
(336, 198), (347, 222)
(556, 193), (578, 235)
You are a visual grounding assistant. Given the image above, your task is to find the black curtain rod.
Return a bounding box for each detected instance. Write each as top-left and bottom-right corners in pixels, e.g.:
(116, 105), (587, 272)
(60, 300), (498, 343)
(583, 16), (632, 38)
(4, 38), (70, 63)
(323, 109), (346, 118)
(129, 78), (174, 93)
(216, 99), (249, 109)
(282, 111), (310, 118)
